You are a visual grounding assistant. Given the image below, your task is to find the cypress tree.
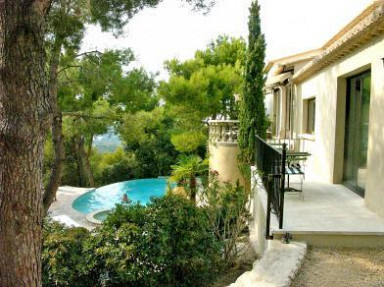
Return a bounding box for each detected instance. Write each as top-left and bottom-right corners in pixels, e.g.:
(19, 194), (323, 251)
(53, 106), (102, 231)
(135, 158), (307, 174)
(238, 0), (267, 164)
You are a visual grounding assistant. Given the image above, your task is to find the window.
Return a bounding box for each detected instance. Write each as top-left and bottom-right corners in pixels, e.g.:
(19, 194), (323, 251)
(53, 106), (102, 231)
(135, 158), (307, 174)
(305, 98), (316, 134)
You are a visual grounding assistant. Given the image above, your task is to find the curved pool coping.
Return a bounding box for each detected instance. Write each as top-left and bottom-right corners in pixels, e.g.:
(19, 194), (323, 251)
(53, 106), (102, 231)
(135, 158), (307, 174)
(86, 209), (112, 225)
(48, 186), (97, 230)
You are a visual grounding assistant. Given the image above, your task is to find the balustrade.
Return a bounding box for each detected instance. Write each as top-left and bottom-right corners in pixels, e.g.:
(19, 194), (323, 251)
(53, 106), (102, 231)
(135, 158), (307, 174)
(208, 120), (239, 144)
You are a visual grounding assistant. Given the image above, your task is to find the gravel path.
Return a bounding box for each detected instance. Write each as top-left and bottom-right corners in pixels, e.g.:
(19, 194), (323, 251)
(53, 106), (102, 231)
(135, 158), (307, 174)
(291, 247), (384, 287)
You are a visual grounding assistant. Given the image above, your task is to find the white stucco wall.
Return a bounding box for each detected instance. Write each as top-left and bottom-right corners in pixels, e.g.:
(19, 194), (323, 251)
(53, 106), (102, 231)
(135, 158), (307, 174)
(295, 36), (384, 216)
(209, 142), (243, 185)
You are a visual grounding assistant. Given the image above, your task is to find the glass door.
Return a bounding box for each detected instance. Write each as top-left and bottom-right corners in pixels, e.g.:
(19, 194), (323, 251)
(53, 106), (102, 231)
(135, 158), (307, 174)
(343, 71), (371, 196)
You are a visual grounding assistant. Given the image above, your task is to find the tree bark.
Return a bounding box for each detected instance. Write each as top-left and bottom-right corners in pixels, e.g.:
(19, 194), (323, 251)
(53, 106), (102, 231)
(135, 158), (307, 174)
(43, 38), (65, 214)
(73, 135), (95, 187)
(0, 1), (51, 286)
(43, 112), (64, 214)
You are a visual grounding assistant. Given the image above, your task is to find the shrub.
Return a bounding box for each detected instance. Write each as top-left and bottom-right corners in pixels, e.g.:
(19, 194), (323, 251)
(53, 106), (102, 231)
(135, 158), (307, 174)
(42, 219), (91, 287)
(85, 196), (223, 286)
(43, 197), (223, 287)
(202, 173), (252, 266)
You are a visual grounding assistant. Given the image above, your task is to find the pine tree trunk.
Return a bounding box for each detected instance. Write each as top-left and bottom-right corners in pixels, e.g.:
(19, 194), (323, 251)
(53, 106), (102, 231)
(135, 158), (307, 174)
(43, 39), (65, 214)
(0, 1), (51, 286)
(43, 112), (64, 213)
(73, 135), (95, 187)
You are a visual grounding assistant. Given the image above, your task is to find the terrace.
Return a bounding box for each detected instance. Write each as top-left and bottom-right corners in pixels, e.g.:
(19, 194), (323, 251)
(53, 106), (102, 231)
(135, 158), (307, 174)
(252, 136), (384, 248)
(208, 120), (384, 249)
(256, 168), (384, 247)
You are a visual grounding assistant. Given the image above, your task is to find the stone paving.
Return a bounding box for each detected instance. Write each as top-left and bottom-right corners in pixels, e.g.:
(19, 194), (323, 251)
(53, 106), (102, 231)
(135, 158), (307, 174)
(48, 186), (96, 229)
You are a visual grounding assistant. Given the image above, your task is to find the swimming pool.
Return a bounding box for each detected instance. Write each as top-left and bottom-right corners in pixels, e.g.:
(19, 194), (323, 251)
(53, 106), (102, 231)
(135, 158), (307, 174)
(72, 178), (172, 214)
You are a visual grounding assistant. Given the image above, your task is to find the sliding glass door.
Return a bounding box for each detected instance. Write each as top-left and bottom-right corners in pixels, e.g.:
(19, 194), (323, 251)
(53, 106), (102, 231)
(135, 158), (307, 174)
(343, 71), (371, 196)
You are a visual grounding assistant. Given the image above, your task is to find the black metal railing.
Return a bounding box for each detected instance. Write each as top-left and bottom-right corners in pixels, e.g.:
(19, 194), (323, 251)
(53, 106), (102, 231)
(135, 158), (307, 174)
(255, 135), (287, 239)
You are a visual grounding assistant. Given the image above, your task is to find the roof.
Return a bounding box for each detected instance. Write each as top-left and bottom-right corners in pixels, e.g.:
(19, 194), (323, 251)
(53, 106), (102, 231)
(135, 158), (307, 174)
(263, 49), (323, 74)
(293, 0), (384, 83)
(265, 72), (292, 88)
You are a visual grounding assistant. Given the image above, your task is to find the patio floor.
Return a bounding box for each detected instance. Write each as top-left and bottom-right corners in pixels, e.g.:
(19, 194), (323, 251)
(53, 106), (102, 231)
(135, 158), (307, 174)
(270, 172), (384, 234)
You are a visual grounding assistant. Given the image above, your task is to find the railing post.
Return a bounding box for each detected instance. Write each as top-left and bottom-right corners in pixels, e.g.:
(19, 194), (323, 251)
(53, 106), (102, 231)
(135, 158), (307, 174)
(279, 143), (287, 229)
(265, 175), (273, 239)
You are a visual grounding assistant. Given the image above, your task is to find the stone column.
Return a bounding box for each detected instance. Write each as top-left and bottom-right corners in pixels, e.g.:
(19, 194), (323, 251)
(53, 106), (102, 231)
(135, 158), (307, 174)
(208, 120), (244, 185)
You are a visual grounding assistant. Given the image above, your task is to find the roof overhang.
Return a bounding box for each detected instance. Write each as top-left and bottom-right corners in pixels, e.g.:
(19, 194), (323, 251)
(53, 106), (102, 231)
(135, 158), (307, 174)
(265, 72), (292, 89)
(293, 1), (384, 83)
(263, 49), (323, 74)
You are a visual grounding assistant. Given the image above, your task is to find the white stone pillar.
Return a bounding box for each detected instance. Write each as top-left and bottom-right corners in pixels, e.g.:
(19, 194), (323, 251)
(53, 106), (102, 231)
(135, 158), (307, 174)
(208, 120), (244, 185)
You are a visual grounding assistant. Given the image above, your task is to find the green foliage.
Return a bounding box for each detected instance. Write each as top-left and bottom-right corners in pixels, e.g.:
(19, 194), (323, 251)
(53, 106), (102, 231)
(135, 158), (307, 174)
(92, 147), (138, 186)
(42, 184), (251, 286)
(159, 36), (245, 153)
(170, 155), (209, 202)
(238, 0), (267, 164)
(170, 155), (209, 182)
(170, 131), (207, 153)
(43, 196), (222, 286)
(42, 219), (91, 287)
(119, 108), (164, 145)
(195, 35), (246, 67)
(203, 174), (251, 266)
(59, 49), (136, 146)
(58, 49), (159, 187)
(161, 36), (245, 120)
(44, 0), (216, 190)
(111, 68), (158, 112)
(118, 108), (180, 179)
(132, 141), (163, 178)
(90, 0), (214, 34)
(161, 64), (241, 120)
(85, 196), (222, 286)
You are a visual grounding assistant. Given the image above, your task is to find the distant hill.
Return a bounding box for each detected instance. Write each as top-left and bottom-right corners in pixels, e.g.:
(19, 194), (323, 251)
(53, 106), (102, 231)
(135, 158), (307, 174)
(93, 130), (123, 153)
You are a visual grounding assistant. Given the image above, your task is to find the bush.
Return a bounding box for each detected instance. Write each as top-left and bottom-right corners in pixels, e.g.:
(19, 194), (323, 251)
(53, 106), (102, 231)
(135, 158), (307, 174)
(85, 196), (223, 286)
(43, 196), (223, 287)
(42, 219), (91, 287)
(202, 173), (252, 266)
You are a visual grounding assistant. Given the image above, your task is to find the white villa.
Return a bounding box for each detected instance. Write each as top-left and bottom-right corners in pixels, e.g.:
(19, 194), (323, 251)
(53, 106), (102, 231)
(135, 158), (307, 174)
(209, 0), (384, 250)
(264, 0), (384, 216)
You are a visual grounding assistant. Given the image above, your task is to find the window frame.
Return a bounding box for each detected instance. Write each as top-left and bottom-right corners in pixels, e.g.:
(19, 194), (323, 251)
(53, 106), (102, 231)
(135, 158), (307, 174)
(304, 97), (316, 134)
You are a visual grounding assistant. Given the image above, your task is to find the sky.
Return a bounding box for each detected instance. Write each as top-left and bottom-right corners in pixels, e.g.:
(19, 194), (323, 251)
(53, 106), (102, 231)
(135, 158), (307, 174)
(81, 0), (373, 79)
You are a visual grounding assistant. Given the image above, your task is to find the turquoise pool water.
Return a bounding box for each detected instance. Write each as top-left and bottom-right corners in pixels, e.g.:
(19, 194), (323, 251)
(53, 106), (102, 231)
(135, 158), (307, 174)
(93, 210), (111, 221)
(72, 178), (171, 214)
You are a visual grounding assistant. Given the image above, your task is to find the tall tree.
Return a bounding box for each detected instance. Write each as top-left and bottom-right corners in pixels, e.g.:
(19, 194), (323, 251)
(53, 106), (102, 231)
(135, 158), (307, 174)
(238, 0), (267, 164)
(0, 1), (51, 286)
(58, 50), (158, 187)
(59, 50), (133, 187)
(160, 36), (245, 153)
(43, 0), (214, 212)
(0, 1), (214, 285)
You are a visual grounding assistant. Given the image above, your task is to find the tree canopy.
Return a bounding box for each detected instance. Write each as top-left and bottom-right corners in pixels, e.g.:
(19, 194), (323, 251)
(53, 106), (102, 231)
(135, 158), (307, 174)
(159, 36), (246, 153)
(0, 0), (218, 285)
